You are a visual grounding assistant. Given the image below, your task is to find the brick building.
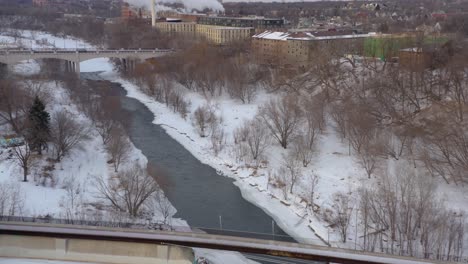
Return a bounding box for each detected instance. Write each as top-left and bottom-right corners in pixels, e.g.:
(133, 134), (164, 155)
(196, 24), (253, 45)
(197, 16), (284, 30)
(156, 19), (253, 45)
(252, 30), (380, 68)
(155, 20), (196, 34)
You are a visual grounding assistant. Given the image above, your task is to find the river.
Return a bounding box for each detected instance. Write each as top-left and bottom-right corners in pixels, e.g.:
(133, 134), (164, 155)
(83, 74), (294, 243)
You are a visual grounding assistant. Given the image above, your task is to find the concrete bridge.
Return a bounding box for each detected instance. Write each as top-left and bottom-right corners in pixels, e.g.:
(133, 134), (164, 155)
(0, 221), (455, 264)
(0, 48), (174, 74)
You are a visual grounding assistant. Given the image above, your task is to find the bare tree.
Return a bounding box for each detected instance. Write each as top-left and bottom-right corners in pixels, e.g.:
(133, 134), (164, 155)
(176, 62), (197, 91)
(302, 93), (327, 133)
(96, 118), (118, 145)
(235, 119), (271, 163)
(210, 124), (226, 156)
(148, 190), (175, 226)
(282, 153), (302, 195)
(347, 104), (377, 154)
(50, 110), (91, 162)
(226, 61), (258, 103)
(61, 175), (84, 221)
(332, 192), (353, 243)
(329, 100), (349, 140)
(358, 187), (371, 251)
(381, 128), (411, 161)
(0, 182), (25, 216)
(0, 80), (30, 133)
(356, 162), (467, 259)
(12, 142), (32, 182)
(95, 164), (160, 217)
(259, 95), (302, 149)
(192, 104), (217, 138)
(293, 126), (318, 167)
(420, 122), (468, 185)
(274, 169), (291, 200)
(358, 136), (385, 178)
(106, 126), (132, 173)
(21, 79), (51, 106)
(306, 173), (319, 215)
(195, 64), (222, 98)
(93, 97), (122, 145)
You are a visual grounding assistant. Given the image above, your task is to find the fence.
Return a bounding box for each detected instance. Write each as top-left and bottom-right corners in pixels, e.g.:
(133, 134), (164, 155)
(1, 215), (467, 263)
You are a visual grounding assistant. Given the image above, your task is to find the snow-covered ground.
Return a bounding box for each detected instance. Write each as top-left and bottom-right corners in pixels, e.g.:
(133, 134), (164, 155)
(0, 29), (96, 76)
(99, 70), (468, 249)
(0, 30), (253, 264)
(100, 74), (352, 245)
(77, 44), (468, 248)
(0, 259), (98, 264)
(0, 29), (92, 50)
(2, 29), (468, 262)
(194, 249), (258, 264)
(0, 78), (154, 220)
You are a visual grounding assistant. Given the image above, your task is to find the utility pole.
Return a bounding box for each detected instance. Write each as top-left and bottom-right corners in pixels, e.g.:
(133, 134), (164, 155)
(355, 208), (358, 250)
(272, 220), (275, 237)
(151, 0), (156, 27)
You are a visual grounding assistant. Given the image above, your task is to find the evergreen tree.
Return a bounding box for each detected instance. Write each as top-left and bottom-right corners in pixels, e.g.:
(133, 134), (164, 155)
(27, 96), (50, 155)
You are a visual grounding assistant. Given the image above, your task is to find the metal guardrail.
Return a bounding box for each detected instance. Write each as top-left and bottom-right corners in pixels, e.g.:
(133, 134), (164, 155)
(0, 216), (465, 264)
(0, 48), (175, 65)
(0, 215), (294, 242)
(0, 219), (456, 264)
(0, 48), (174, 55)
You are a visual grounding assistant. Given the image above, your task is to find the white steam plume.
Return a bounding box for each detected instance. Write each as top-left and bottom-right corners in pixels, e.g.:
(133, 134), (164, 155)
(127, 0), (224, 12)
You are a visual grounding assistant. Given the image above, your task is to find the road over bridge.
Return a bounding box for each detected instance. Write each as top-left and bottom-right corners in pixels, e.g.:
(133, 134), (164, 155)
(0, 48), (173, 74)
(0, 221), (453, 264)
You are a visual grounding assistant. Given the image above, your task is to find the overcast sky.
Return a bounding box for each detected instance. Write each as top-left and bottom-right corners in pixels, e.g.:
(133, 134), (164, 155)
(129, 0), (345, 12)
(224, 0), (341, 1)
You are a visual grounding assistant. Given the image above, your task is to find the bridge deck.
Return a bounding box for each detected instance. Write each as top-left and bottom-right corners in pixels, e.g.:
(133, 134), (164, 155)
(0, 48), (173, 65)
(0, 222), (452, 264)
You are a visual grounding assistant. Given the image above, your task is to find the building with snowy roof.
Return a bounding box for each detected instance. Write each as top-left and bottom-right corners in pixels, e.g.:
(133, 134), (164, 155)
(252, 30), (380, 68)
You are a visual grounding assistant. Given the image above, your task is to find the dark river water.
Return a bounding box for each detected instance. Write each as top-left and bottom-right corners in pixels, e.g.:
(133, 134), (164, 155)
(84, 74), (294, 242)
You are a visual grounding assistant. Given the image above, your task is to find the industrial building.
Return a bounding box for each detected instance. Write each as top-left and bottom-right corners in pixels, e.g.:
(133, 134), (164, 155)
(197, 16), (284, 29)
(155, 19), (253, 45)
(252, 30), (382, 68)
(155, 20), (197, 34)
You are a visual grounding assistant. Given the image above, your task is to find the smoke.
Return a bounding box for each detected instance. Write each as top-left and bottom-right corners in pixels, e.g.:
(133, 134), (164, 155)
(127, 0), (224, 12)
(127, 0), (152, 8)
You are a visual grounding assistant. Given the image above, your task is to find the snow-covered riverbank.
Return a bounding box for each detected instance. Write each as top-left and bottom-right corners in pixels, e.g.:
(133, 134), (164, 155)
(98, 72), (326, 245)
(3, 29), (468, 259)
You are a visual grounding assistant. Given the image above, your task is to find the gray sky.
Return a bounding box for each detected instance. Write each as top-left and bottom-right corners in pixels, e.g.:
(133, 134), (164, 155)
(128, 0), (224, 11)
(128, 0), (343, 12)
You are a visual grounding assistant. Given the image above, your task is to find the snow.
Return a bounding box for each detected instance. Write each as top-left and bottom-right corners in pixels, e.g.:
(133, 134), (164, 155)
(98, 64), (468, 250)
(11, 60), (41, 76)
(194, 249), (259, 264)
(0, 29), (253, 264)
(0, 80), (119, 217)
(0, 259), (98, 264)
(0, 30), (93, 50)
(253, 31), (380, 41)
(97, 73), (326, 245)
(2, 29), (468, 262)
(253, 31), (290, 40)
(80, 58), (114, 73)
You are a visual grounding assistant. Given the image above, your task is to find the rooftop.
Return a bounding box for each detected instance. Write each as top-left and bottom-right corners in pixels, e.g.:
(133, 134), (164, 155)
(253, 30), (381, 41)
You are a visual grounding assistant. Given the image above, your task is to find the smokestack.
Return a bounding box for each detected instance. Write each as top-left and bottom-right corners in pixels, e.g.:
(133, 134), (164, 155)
(151, 0), (156, 27)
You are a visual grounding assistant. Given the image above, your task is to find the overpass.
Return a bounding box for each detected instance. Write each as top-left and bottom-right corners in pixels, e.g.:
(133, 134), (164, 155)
(0, 48), (174, 74)
(0, 221), (454, 264)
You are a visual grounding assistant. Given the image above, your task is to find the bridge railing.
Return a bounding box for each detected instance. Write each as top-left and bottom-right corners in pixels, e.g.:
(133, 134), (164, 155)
(0, 49), (174, 55)
(0, 215), (294, 243)
(1, 215), (467, 263)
